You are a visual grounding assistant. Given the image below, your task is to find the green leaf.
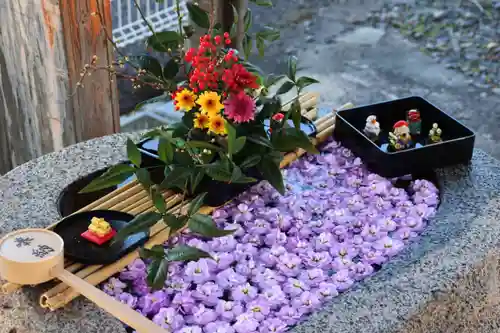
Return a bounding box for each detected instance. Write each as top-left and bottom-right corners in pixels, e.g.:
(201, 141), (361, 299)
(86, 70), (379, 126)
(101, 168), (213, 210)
(151, 187), (166, 213)
(287, 55), (298, 82)
(290, 99), (302, 130)
(186, 2), (210, 29)
(112, 212), (161, 244)
(204, 163), (233, 182)
(79, 164), (135, 193)
(243, 34), (253, 60)
(190, 169), (205, 194)
(158, 137), (174, 163)
(225, 122), (237, 156)
(256, 35), (265, 57)
(146, 31), (182, 52)
(239, 155), (261, 169)
(139, 245), (165, 260)
(163, 58), (179, 79)
(161, 166), (192, 189)
(183, 24), (195, 38)
(247, 134), (273, 149)
(187, 141), (222, 151)
(244, 9), (252, 32)
(250, 0), (273, 6)
(230, 166), (258, 184)
(265, 73), (284, 87)
(188, 213), (235, 237)
(171, 121), (190, 138)
(233, 137), (246, 154)
(136, 168), (152, 189)
(127, 138), (142, 167)
(188, 193), (207, 216)
(258, 27), (280, 41)
(128, 55), (162, 77)
(257, 157), (285, 194)
(276, 81), (295, 95)
(146, 257), (168, 290)
(163, 213), (188, 233)
(272, 128), (319, 154)
(166, 245), (212, 262)
(296, 76), (320, 90)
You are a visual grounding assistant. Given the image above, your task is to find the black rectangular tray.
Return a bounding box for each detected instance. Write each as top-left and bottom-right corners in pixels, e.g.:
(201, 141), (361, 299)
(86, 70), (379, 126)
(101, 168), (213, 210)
(334, 96), (475, 178)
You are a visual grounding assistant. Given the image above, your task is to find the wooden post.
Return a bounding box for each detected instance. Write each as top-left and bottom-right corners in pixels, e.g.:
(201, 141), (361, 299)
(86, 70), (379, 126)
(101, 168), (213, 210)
(0, 0), (119, 175)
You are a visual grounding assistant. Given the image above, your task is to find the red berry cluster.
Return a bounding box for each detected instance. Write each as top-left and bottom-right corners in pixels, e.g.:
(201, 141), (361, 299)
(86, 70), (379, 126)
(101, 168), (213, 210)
(184, 32), (258, 94)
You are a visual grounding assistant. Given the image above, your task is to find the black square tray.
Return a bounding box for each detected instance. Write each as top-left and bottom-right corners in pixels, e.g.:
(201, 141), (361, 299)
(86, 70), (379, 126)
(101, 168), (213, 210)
(334, 96), (475, 178)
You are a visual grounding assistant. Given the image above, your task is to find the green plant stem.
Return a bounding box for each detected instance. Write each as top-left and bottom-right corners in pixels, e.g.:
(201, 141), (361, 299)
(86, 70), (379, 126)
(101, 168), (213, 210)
(175, 0), (184, 40)
(133, 0), (171, 52)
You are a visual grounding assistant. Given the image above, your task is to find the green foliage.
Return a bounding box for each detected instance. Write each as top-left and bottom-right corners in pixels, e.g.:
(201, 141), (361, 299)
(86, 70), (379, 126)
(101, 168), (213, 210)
(82, 0), (321, 291)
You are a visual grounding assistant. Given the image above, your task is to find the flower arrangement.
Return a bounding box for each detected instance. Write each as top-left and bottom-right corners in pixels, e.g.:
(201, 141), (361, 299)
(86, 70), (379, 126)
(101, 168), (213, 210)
(81, 0), (319, 289)
(103, 139), (439, 333)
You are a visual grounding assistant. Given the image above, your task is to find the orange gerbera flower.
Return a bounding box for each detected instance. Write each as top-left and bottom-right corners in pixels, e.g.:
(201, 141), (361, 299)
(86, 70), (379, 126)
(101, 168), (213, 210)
(193, 112), (210, 129)
(208, 114), (227, 136)
(196, 91), (224, 115)
(174, 89), (196, 111)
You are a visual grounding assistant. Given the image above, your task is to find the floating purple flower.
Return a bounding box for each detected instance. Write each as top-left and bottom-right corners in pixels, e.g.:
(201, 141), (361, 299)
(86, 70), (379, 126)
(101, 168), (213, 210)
(216, 300), (244, 321)
(102, 277), (127, 296)
(315, 282), (339, 299)
(277, 253), (302, 277)
(361, 224), (386, 242)
(233, 313), (259, 333)
(298, 269), (325, 287)
(207, 252), (235, 272)
(259, 318), (288, 333)
(235, 259), (260, 277)
(330, 243), (358, 259)
(188, 305), (218, 326)
(234, 204), (253, 222)
(261, 285), (287, 308)
(152, 307), (184, 331)
(331, 257), (354, 271)
(192, 282), (223, 307)
(283, 278), (310, 296)
(215, 268), (246, 289)
(373, 236), (405, 257)
(315, 232), (334, 251)
(350, 262), (375, 281)
(231, 283), (258, 302)
(411, 203), (435, 219)
(185, 259), (212, 284)
(248, 219), (271, 235)
(117, 292), (138, 308)
(176, 326), (202, 333)
(291, 291), (321, 315)
(333, 269), (354, 292)
(276, 305), (301, 326)
(302, 250), (332, 269)
(132, 278), (150, 296)
(212, 208), (229, 221)
(165, 277), (191, 293)
(242, 233), (264, 247)
(171, 291), (196, 314)
(286, 237), (311, 255)
(264, 229), (287, 247)
(246, 299), (271, 321)
(254, 268), (285, 289)
(377, 217), (398, 232)
(402, 216), (426, 232)
(362, 250), (387, 265)
(234, 243), (258, 261)
(141, 290), (168, 315)
(204, 321), (236, 333)
(393, 227), (419, 242)
(186, 238), (211, 252)
(120, 259), (147, 281)
(209, 235), (237, 252)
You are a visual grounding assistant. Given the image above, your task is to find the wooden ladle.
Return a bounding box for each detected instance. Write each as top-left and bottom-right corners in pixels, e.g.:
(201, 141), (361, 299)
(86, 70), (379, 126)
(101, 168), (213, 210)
(0, 228), (167, 333)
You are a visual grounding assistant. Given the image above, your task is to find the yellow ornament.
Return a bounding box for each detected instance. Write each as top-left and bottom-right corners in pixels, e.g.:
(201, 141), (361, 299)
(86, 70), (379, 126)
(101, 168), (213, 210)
(88, 217), (111, 237)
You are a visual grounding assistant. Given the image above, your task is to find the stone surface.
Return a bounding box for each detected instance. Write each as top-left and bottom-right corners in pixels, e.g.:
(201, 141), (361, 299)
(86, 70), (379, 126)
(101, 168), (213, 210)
(336, 27), (386, 45)
(1, 131), (500, 332)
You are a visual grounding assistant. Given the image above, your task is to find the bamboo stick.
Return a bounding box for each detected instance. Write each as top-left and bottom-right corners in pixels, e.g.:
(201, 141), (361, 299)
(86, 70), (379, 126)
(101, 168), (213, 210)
(76, 180), (138, 212)
(304, 108), (317, 121)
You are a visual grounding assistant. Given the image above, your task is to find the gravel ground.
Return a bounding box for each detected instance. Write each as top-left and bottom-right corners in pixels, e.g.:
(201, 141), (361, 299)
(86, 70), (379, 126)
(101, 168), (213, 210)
(365, 0), (500, 93)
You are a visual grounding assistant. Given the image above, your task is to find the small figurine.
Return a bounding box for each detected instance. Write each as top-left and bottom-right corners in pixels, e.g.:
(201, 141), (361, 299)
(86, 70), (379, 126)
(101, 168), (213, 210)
(363, 115), (381, 141)
(389, 120), (412, 151)
(407, 109), (422, 135)
(81, 217), (116, 245)
(428, 123), (442, 143)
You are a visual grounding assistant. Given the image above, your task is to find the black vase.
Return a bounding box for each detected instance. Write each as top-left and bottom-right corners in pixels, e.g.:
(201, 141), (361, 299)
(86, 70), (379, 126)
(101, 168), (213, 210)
(193, 167), (262, 207)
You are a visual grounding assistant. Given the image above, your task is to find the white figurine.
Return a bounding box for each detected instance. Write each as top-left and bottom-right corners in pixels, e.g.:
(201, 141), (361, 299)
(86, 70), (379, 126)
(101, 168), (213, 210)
(364, 115), (380, 140)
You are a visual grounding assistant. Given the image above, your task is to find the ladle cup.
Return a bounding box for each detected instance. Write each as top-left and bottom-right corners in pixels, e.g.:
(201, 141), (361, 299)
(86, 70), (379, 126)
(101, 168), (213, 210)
(0, 228), (168, 333)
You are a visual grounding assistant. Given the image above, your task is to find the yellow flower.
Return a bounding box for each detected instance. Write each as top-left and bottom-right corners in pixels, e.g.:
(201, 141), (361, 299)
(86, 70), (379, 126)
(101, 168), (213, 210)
(208, 114), (227, 136)
(193, 112), (210, 129)
(196, 91), (224, 115)
(174, 89), (196, 111)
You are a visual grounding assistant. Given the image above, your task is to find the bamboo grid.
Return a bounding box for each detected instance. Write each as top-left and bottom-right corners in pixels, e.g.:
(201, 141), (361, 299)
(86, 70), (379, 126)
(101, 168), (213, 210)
(1, 92), (351, 313)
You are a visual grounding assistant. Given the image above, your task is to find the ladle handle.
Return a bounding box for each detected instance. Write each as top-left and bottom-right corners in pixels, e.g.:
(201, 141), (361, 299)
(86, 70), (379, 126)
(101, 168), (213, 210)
(57, 270), (168, 333)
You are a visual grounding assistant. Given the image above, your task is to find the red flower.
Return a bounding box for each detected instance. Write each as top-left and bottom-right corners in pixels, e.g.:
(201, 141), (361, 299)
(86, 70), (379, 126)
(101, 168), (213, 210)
(222, 64), (259, 93)
(272, 113), (285, 121)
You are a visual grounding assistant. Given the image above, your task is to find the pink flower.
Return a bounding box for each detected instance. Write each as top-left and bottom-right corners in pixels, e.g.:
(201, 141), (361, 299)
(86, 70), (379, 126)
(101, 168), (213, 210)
(224, 91), (256, 123)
